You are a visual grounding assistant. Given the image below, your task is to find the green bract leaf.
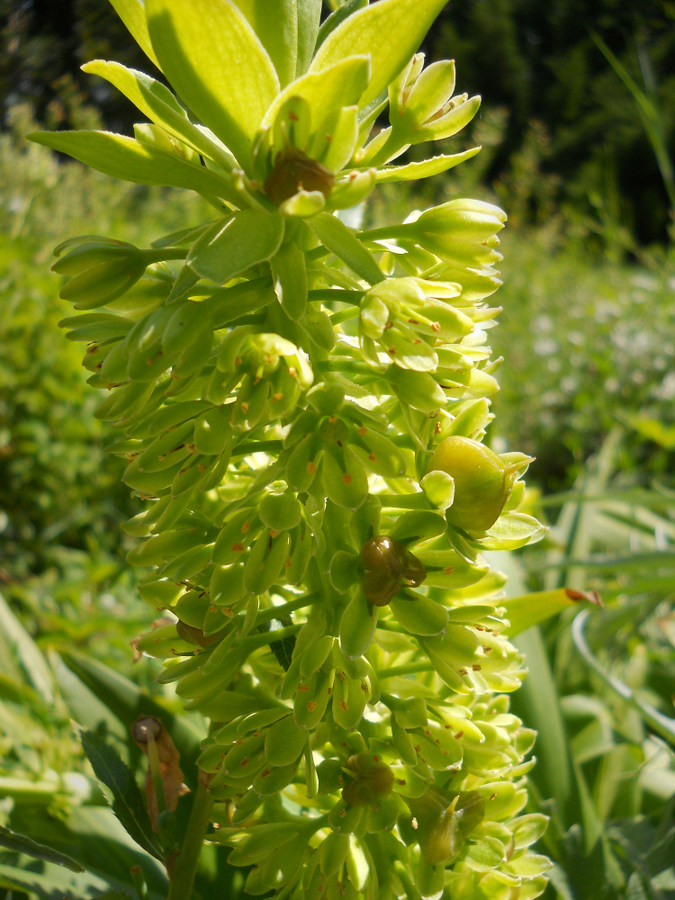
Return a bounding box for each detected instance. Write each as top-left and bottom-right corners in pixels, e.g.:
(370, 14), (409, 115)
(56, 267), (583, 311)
(262, 56), (370, 139)
(109, 0), (161, 69)
(296, 0), (323, 76)
(145, 0), (279, 168)
(271, 240), (308, 319)
(310, 0), (448, 108)
(188, 210), (285, 283)
(232, 0), (298, 87)
(27, 130), (236, 199)
(375, 148), (481, 183)
(311, 212), (384, 284)
(389, 594), (449, 636)
(82, 61), (235, 170)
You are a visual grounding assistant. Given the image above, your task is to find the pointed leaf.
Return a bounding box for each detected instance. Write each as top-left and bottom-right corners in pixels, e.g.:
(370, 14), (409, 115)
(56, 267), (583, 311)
(311, 212), (384, 284)
(232, 0), (298, 87)
(311, 0), (448, 108)
(262, 56), (370, 137)
(296, 0), (323, 75)
(109, 0), (161, 69)
(27, 130), (237, 199)
(82, 61), (235, 169)
(146, 0), (279, 167)
(503, 588), (602, 638)
(188, 210), (285, 283)
(271, 240), (308, 319)
(315, 0), (368, 52)
(376, 147), (481, 183)
(80, 730), (164, 861)
(0, 825), (84, 873)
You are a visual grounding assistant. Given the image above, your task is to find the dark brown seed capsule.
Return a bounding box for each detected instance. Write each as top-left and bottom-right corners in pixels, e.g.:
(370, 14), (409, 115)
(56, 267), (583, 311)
(360, 536), (426, 606)
(264, 148), (335, 206)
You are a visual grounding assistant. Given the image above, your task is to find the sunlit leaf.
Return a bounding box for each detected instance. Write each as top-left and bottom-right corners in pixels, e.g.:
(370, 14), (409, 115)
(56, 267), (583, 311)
(27, 130), (237, 200)
(311, 0), (448, 108)
(146, 0), (279, 167)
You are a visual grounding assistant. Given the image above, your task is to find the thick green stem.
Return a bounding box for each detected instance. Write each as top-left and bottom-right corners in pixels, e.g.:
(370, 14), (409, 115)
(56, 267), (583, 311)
(167, 770), (214, 900)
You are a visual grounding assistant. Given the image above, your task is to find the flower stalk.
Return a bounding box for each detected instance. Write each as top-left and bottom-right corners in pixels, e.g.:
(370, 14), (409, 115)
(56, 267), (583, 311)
(30, 1), (552, 897)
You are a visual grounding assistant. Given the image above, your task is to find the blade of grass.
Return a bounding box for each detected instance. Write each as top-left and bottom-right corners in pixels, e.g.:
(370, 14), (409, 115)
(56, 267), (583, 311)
(572, 610), (675, 746)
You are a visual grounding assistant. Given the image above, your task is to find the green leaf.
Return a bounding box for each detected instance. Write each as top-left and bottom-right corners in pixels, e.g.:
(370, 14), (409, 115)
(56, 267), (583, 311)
(311, 0), (448, 108)
(271, 240), (308, 319)
(108, 0), (161, 70)
(95, 894), (134, 899)
(80, 729), (164, 861)
(0, 862), (113, 900)
(0, 825), (84, 873)
(375, 148), (481, 183)
(296, 0), (323, 76)
(232, 0), (298, 87)
(145, 0), (279, 167)
(27, 130), (236, 199)
(188, 210), (285, 283)
(315, 0), (368, 53)
(502, 587), (603, 638)
(311, 212), (384, 284)
(82, 61), (235, 170)
(0, 594), (54, 704)
(262, 56), (370, 137)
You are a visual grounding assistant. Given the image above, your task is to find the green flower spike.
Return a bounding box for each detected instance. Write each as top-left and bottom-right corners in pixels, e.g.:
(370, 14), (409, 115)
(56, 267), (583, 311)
(30, 0), (552, 897)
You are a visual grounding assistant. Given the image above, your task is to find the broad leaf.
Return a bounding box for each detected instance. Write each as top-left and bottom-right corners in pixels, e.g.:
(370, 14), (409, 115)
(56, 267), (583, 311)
(311, 0), (448, 108)
(188, 210), (285, 283)
(296, 0), (323, 76)
(0, 862), (113, 900)
(232, 0), (298, 87)
(262, 56), (370, 137)
(27, 130), (238, 200)
(108, 0), (161, 70)
(82, 61), (235, 170)
(0, 825), (84, 873)
(376, 147), (481, 183)
(311, 212), (384, 285)
(145, 0), (279, 167)
(80, 729), (164, 861)
(315, 0), (368, 53)
(502, 587), (602, 637)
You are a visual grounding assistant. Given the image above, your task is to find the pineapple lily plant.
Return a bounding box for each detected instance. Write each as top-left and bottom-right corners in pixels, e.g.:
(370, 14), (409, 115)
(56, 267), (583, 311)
(28, 0), (561, 897)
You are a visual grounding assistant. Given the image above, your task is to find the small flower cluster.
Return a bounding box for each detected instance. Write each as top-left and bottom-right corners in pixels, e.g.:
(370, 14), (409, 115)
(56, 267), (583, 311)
(31, 1), (549, 897)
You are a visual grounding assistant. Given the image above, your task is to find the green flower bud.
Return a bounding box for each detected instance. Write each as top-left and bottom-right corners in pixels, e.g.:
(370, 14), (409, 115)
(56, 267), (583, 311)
(341, 753), (395, 808)
(52, 236), (147, 309)
(408, 789), (484, 866)
(427, 436), (519, 534)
